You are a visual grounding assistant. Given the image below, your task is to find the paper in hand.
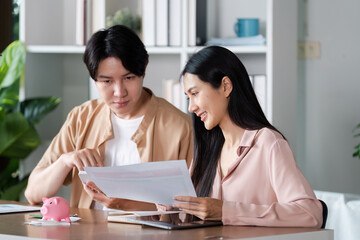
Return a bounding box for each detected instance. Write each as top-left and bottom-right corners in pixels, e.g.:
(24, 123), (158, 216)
(84, 160), (196, 205)
(78, 171), (90, 184)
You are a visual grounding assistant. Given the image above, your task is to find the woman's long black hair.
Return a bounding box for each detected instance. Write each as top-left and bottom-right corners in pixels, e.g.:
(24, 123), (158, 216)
(181, 46), (283, 197)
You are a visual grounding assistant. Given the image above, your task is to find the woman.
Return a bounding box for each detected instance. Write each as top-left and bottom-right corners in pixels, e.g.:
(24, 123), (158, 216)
(173, 46), (323, 227)
(25, 25), (193, 210)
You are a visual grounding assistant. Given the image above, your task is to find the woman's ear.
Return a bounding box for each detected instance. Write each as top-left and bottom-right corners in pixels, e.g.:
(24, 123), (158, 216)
(222, 76), (233, 98)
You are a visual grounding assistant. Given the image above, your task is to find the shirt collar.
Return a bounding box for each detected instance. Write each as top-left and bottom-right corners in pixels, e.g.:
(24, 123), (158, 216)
(237, 129), (259, 156)
(131, 88), (157, 143)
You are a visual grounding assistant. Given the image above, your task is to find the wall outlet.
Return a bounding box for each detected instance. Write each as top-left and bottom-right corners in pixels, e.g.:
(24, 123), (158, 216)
(298, 41), (321, 59)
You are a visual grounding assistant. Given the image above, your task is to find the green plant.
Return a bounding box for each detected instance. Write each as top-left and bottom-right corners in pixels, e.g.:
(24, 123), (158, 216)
(353, 123), (360, 159)
(0, 41), (61, 200)
(106, 8), (141, 34)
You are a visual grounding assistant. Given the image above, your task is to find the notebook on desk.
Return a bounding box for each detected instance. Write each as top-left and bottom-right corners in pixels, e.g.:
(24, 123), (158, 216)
(108, 212), (222, 230)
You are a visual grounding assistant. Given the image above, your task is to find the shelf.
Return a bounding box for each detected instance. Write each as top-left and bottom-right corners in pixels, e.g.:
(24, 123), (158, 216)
(27, 45), (183, 54)
(26, 45), (86, 54)
(26, 45), (267, 55)
(186, 45), (267, 54)
(146, 47), (183, 54)
(19, 0), (300, 177)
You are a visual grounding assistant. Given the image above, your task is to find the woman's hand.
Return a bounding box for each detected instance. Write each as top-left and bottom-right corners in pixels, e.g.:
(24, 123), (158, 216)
(59, 148), (103, 171)
(173, 196), (223, 220)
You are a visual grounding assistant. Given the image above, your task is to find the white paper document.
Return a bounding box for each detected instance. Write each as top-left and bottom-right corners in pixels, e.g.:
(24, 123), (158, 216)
(83, 160), (196, 205)
(0, 204), (41, 214)
(25, 216), (81, 226)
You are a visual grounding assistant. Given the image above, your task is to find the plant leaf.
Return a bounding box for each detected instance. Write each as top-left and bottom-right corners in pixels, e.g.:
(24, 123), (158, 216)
(0, 107), (4, 121)
(0, 79), (19, 112)
(0, 41), (26, 89)
(354, 133), (360, 138)
(20, 96), (61, 125)
(0, 112), (40, 159)
(0, 174), (29, 201)
(1, 126), (40, 159)
(0, 158), (19, 190)
(353, 144), (360, 159)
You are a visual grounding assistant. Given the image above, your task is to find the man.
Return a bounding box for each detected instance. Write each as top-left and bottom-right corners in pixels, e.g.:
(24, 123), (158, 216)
(25, 25), (193, 210)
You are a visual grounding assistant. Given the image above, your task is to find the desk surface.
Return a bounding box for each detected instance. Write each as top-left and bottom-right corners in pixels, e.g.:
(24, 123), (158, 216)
(0, 200), (333, 240)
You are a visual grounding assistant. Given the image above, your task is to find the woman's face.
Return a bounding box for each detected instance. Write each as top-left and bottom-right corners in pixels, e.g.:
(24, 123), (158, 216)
(95, 57), (145, 119)
(183, 73), (231, 130)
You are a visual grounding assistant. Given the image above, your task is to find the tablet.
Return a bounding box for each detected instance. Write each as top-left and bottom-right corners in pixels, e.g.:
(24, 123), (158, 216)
(120, 212), (222, 230)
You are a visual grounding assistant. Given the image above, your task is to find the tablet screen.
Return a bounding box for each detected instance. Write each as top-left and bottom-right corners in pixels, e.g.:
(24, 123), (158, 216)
(125, 212), (223, 230)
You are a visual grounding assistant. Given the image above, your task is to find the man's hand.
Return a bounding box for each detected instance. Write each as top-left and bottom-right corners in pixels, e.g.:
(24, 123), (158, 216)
(60, 148), (103, 171)
(83, 181), (157, 211)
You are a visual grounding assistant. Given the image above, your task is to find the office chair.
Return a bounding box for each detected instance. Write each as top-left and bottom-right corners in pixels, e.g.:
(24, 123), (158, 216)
(319, 199), (328, 229)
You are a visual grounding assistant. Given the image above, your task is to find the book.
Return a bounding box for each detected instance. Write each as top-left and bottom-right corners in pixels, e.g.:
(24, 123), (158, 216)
(169, 0), (182, 46)
(155, 0), (169, 46)
(142, 0), (156, 46)
(163, 79), (177, 103)
(163, 79), (183, 110)
(84, 0), (92, 42)
(91, 0), (105, 34)
(196, 0), (207, 45)
(188, 0), (196, 46)
(75, 0), (86, 45)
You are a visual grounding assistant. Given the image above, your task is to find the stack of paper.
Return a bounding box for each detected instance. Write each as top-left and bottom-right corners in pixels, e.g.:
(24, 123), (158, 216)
(83, 160), (196, 205)
(0, 204), (41, 214)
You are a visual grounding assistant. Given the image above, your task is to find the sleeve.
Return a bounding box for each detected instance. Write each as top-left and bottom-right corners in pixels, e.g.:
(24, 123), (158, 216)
(180, 123), (194, 169)
(171, 112), (193, 168)
(34, 108), (79, 185)
(222, 139), (323, 227)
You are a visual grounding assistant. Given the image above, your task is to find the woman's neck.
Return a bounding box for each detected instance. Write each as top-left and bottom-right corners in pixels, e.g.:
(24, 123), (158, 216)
(219, 117), (245, 148)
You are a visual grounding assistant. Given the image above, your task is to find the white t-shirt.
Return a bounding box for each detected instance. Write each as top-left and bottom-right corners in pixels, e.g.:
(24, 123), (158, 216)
(94, 112), (144, 210)
(104, 112), (144, 167)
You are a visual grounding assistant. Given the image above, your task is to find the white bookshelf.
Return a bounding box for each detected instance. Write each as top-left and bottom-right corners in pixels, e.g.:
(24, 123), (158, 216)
(19, 0), (298, 150)
(26, 45), (86, 53)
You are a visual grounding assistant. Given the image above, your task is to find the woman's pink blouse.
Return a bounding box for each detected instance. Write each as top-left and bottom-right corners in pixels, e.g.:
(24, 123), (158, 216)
(210, 128), (323, 227)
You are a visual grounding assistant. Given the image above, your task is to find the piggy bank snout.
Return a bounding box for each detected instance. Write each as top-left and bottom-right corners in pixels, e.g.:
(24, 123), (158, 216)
(41, 206), (48, 214)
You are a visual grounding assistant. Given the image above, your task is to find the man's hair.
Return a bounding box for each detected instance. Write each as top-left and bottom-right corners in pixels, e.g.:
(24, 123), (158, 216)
(83, 25), (148, 80)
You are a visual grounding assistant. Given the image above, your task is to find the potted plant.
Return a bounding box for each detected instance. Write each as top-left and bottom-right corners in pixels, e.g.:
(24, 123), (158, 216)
(106, 8), (141, 35)
(0, 41), (61, 201)
(353, 123), (360, 159)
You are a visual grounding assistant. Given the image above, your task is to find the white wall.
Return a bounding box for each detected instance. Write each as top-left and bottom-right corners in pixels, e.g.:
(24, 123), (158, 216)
(298, 0), (360, 194)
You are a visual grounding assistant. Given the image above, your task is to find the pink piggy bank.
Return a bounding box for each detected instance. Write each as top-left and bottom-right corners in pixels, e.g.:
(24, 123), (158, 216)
(41, 197), (71, 223)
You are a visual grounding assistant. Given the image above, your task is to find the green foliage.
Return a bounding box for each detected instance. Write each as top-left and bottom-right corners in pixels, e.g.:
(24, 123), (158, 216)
(12, 0), (20, 40)
(106, 8), (141, 34)
(0, 41), (61, 200)
(353, 123), (360, 159)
